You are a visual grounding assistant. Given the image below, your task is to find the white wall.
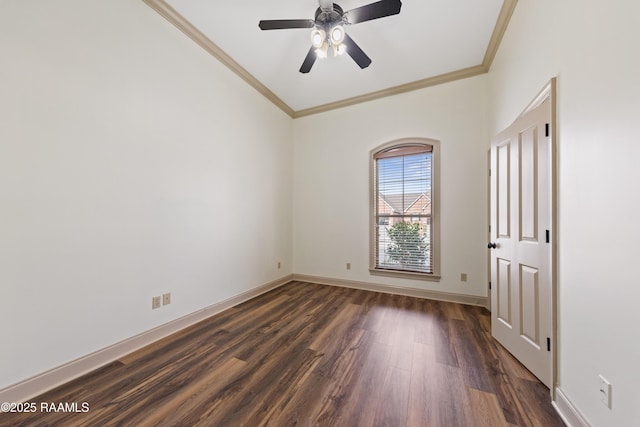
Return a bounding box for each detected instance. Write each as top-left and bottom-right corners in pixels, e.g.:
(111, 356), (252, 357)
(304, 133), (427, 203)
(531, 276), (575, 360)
(293, 76), (490, 297)
(7, 3), (638, 425)
(0, 0), (292, 389)
(488, 0), (640, 425)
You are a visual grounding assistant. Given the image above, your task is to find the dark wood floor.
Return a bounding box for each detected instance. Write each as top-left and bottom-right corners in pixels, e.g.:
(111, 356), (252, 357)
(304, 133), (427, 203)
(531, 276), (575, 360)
(3, 281), (565, 427)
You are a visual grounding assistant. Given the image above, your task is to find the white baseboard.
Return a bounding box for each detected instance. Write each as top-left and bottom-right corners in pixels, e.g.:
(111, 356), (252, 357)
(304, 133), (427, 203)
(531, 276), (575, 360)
(0, 274), (293, 404)
(292, 274), (489, 307)
(553, 387), (591, 427)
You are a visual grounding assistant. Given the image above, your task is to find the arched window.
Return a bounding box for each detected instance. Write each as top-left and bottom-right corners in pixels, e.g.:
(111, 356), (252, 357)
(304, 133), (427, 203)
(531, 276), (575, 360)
(370, 138), (440, 280)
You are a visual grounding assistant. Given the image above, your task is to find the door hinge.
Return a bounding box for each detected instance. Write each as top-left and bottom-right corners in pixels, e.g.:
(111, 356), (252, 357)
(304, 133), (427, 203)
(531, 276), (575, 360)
(489, 168), (491, 177)
(489, 281), (492, 290)
(545, 123), (550, 137)
(547, 337), (551, 352)
(489, 225), (491, 232)
(546, 229), (550, 243)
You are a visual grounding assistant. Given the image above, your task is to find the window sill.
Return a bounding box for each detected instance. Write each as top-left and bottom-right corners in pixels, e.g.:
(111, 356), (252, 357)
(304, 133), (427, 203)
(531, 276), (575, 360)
(369, 268), (441, 282)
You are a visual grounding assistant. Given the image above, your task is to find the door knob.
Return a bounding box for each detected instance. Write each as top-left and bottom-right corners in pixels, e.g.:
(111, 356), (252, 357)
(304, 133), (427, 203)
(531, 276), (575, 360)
(488, 242), (497, 249)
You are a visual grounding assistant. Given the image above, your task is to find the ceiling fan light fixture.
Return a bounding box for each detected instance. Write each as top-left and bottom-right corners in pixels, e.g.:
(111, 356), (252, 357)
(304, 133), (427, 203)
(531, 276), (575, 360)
(315, 43), (329, 58)
(330, 24), (345, 45)
(310, 28), (326, 48)
(331, 42), (347, 57)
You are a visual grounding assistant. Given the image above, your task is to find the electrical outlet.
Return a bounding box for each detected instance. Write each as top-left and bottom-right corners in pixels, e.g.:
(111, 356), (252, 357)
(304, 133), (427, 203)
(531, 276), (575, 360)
(461, 273), (468, 282)
(152, 296), (161, 310)
(599, 374), (612, 409)
(346, 262), (351, 270)
(162, 293), (171, 306)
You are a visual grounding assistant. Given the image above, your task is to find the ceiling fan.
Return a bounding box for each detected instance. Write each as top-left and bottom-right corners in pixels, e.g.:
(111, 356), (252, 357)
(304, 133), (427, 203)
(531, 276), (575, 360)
(259, 0), (402, 73)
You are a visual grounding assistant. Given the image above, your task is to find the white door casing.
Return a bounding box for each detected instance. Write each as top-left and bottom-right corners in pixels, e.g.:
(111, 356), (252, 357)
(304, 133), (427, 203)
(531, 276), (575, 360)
(489, 96), (553, 388)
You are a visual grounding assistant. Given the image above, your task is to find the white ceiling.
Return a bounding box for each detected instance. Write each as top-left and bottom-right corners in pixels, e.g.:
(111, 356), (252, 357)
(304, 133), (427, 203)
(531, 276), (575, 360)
(151, 0), (511, 115)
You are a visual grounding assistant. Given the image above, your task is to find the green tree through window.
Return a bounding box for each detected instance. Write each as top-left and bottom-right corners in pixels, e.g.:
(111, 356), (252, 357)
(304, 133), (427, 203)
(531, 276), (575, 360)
(386, 221), (428, 268)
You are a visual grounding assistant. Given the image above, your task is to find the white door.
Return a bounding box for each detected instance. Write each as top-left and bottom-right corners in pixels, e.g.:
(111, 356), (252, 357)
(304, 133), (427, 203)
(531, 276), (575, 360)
(489, 97), (553, 387)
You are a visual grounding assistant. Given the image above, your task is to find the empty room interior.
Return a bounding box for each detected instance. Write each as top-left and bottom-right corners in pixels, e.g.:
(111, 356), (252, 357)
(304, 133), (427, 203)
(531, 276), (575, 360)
(1, 0), (639, 426)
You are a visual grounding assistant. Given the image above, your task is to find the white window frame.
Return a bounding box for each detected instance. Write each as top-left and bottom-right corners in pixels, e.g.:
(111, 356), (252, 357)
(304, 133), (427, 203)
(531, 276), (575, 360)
(369, 138), (441, 281)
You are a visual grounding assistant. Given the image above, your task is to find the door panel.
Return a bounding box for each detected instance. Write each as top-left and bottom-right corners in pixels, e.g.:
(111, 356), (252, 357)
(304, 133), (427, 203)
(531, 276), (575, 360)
(490, 97), (552, 387)
(497, 142), (511, 238)
(519, 264), (539, 347)
(497, 258), (511, 326)
(519, 126), (538, 241)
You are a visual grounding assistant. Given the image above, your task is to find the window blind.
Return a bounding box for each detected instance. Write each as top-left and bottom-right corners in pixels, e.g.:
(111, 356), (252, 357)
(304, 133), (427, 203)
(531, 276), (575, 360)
(375, 145), (432, 274)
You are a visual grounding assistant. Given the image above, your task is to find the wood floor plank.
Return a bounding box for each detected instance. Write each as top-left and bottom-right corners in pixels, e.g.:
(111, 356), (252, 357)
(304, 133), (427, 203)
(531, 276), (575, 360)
(3, 282), (565, 427)
(122, 356), (247, 426)
(408, 342), (475, 426)
(312, 326), (367, 381)
(412, 298), (436, 346)
(431, 301), (460, 367)
(314, 334), (392, 426)
(373, 366), (410, 427)
(388, 307), (416, 372)
(511, 377), (566, 427)
(371, 298), (403, 346)
(450, 317), (498, 393)
(208, 347), (322, 427)
(442, 301), (467, 320)
(255, 357), (330, 426)
(267, 370), (333, 427)
(309, 303), (361, 351)
(467, 387), (514, 427)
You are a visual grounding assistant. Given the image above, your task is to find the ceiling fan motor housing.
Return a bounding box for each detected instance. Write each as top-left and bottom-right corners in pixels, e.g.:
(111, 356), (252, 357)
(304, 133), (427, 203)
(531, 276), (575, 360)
(314, 4), (344, 27)
(314, 3), (346, 50)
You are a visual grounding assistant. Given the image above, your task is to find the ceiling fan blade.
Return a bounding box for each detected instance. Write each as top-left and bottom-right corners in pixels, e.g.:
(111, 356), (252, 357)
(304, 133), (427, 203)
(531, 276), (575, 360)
(299, 47), (318, 73)
(343, 34), (372, 69)
(259, 19), (315, 30)
(344, 0), (402, 24)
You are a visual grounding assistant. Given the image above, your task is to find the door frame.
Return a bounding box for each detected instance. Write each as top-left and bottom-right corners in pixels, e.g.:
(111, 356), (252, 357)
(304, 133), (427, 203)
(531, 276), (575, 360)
(488, 78), (558, 398)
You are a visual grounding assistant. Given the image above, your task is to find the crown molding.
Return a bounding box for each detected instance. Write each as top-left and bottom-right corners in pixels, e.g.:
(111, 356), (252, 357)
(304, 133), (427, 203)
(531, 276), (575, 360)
(144, 0), (517, 118)
(482, 0), (518, 70)
(293, 64), (488, 118)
